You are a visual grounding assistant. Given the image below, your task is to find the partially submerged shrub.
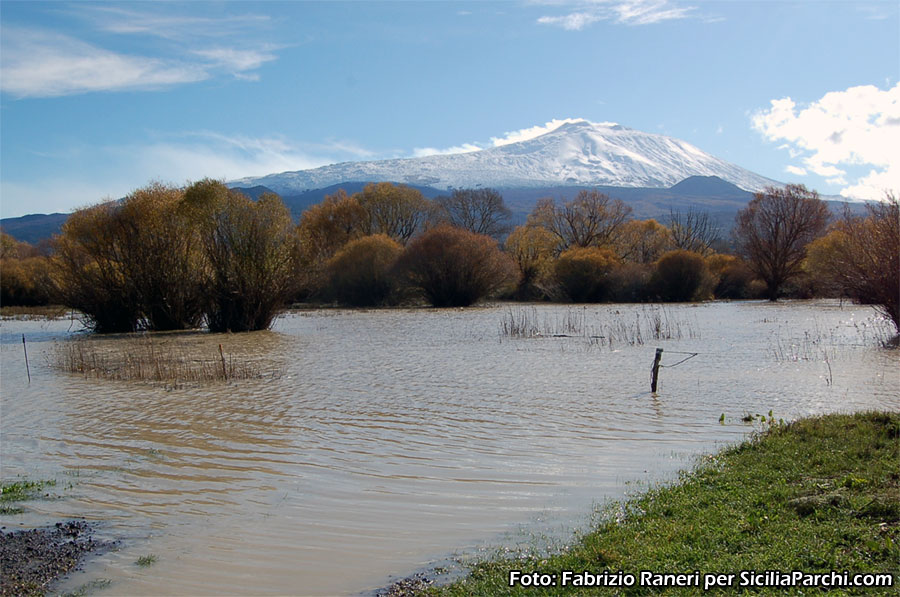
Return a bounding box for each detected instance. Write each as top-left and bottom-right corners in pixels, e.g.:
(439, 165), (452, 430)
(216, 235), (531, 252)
(53, 183), (206, 332)
(53, 201), (143, 332)
(190, 183), (299, 332)
(325, 234), (403, 306)
(822, 196), (899, 332)
(608, 261), (652, 302)
(650, 249), (713, 302)
(396, 225), (518, 307)
(554, 246), (618, 302)
(116, 183), (206, 331)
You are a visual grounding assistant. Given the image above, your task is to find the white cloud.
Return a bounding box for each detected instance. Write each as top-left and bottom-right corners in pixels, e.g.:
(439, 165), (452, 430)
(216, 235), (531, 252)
(1, 5), (282, 98)
(537, 12), (605, 30)
(412, 144), (483, 158)
(409, 118), (611, 158)
(0, 28), (208, 97)
(0, 132), (374, 217)
(192, 47), (278, 75)
(752, 83), (900, 200)
(491, 118), (604, 146)
(132, 132), (366, 183)
(785, 165), (807, 176)
(72, 5), (272, 40)
(612, 0), (695, 24)
(537, 0), (696, 29)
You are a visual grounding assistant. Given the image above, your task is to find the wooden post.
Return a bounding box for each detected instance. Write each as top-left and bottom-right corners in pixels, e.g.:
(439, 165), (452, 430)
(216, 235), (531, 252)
(650, 347), (663, 393)
(219, 344), (228, 380)
(22, 334), (31, 384)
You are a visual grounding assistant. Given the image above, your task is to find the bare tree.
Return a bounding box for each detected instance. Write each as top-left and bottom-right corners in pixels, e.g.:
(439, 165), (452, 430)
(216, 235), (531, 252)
(434, 188), (512, 240)
(529, 189), (632, 252)
(668, 207), (719, 255)
(733, 184), (829, 301)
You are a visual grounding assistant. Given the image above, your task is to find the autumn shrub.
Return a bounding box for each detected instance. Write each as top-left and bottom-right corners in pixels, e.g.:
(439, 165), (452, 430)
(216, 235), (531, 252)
(804, 229), (848, 298)
(53, 201), (143, 332)
(295, 189), (368, 299)
(325, 234), (403, 306)
(554, 246), (619, 302)
(650, 250), (713, 302)
(504, 225), (558, 300)
(608, 261), (652, 302)
(116, 183), (206, 330)
(396, 225), (518, 307)
(0, 257), (54, 306)
(191, 183), (299, 333)
(53, 183), (205, 332)
(706, 254), (760, 299)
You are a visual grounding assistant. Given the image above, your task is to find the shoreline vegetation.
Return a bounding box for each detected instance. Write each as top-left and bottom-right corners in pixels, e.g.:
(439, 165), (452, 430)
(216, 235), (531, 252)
(381, 412), (899, 596)
(1, 182), (897, 337)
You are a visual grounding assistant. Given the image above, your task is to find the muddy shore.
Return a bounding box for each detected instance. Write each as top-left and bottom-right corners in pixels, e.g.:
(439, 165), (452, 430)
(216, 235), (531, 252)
(0, 520), (110, 597)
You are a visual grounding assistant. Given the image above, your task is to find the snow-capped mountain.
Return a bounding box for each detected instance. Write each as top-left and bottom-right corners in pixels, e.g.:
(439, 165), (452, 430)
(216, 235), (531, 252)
(231, 120), (779, 195)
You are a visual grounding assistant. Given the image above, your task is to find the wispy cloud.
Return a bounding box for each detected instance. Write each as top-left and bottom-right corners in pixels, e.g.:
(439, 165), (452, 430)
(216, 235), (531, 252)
(0, 28), (208, 97)
(1, 5), (282, 98)
(537, 12), (605, 30)
(70, 4), (272, 40)
(1, 131), (376, 217)
(537, 0), (696, 29)
(752, 83), (900, 200)
(412, 144), (483, 158)
(133, 131), (374, 183)
(191, 47), (279, 78)
(491, 118), (604, 146)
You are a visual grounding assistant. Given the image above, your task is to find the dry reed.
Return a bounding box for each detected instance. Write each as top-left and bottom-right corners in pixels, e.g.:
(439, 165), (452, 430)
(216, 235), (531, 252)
(54, 335), (279, 385)
(499, 305), (698, 348)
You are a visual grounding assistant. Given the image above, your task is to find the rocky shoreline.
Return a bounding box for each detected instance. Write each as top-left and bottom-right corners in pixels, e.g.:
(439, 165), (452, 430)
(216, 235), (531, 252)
(0, 520), (112, 597)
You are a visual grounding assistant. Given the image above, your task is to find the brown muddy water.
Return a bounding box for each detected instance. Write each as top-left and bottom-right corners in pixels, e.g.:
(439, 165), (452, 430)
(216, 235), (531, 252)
(1, 301), (897, 596)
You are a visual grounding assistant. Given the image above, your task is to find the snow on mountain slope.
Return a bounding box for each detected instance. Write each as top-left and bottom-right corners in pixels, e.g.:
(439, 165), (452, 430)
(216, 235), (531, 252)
(231, 120), (779, 195)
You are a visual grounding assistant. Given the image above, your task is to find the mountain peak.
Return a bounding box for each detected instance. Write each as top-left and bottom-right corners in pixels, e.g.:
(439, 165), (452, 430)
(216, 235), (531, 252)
(231, 121), (779, 196)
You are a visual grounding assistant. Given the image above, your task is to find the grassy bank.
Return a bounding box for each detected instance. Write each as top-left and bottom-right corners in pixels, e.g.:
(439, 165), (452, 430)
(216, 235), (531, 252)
(428, 412), (899, 595)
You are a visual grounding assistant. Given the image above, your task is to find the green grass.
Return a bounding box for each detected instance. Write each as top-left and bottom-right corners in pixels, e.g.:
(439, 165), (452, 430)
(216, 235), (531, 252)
(428, 412), (899, 596)
(0, 479), (56, 514)
(135, 554), (158, 567)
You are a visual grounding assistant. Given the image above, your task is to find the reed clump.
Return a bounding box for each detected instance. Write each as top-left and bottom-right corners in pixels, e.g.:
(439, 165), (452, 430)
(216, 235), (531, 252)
(55, 336), (278, 384)
(499, 305), (697, 348)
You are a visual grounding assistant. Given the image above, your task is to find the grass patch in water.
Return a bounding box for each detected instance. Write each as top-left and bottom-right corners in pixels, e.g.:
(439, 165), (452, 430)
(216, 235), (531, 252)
(135, 554), (158, 567)
(54, 336), (281, 385)
(0, 479), (57, 515)
(427, 412), (899, 595)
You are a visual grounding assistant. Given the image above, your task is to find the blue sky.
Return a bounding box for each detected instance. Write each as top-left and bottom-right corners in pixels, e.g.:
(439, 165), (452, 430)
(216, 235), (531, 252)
(1, 0), (898, 218)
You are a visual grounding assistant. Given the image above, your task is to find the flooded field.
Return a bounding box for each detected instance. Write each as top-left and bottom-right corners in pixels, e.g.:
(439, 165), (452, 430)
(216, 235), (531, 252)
(1, 301), (897, 596)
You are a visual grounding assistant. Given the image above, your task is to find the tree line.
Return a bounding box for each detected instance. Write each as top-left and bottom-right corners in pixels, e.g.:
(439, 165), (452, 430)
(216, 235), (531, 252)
(1, 180), (897, 334)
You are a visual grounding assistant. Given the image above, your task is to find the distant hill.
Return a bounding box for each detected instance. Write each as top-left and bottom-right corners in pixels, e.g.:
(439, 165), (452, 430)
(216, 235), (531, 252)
(0, 213), (69, 245)
(3, 176), (856, 246)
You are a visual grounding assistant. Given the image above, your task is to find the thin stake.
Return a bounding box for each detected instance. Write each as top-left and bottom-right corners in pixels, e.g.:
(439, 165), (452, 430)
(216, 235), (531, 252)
(650, 347), (663, 393)
(219, 344), (227, 380)
(22, 334), (31, 384)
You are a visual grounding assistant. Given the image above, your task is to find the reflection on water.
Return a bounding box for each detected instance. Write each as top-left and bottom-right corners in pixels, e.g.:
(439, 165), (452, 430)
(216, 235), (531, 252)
(1, 301), (897, 596)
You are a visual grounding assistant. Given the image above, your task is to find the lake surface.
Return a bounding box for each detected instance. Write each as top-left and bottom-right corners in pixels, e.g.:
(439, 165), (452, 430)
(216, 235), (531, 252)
(1, 301), (897, 596)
